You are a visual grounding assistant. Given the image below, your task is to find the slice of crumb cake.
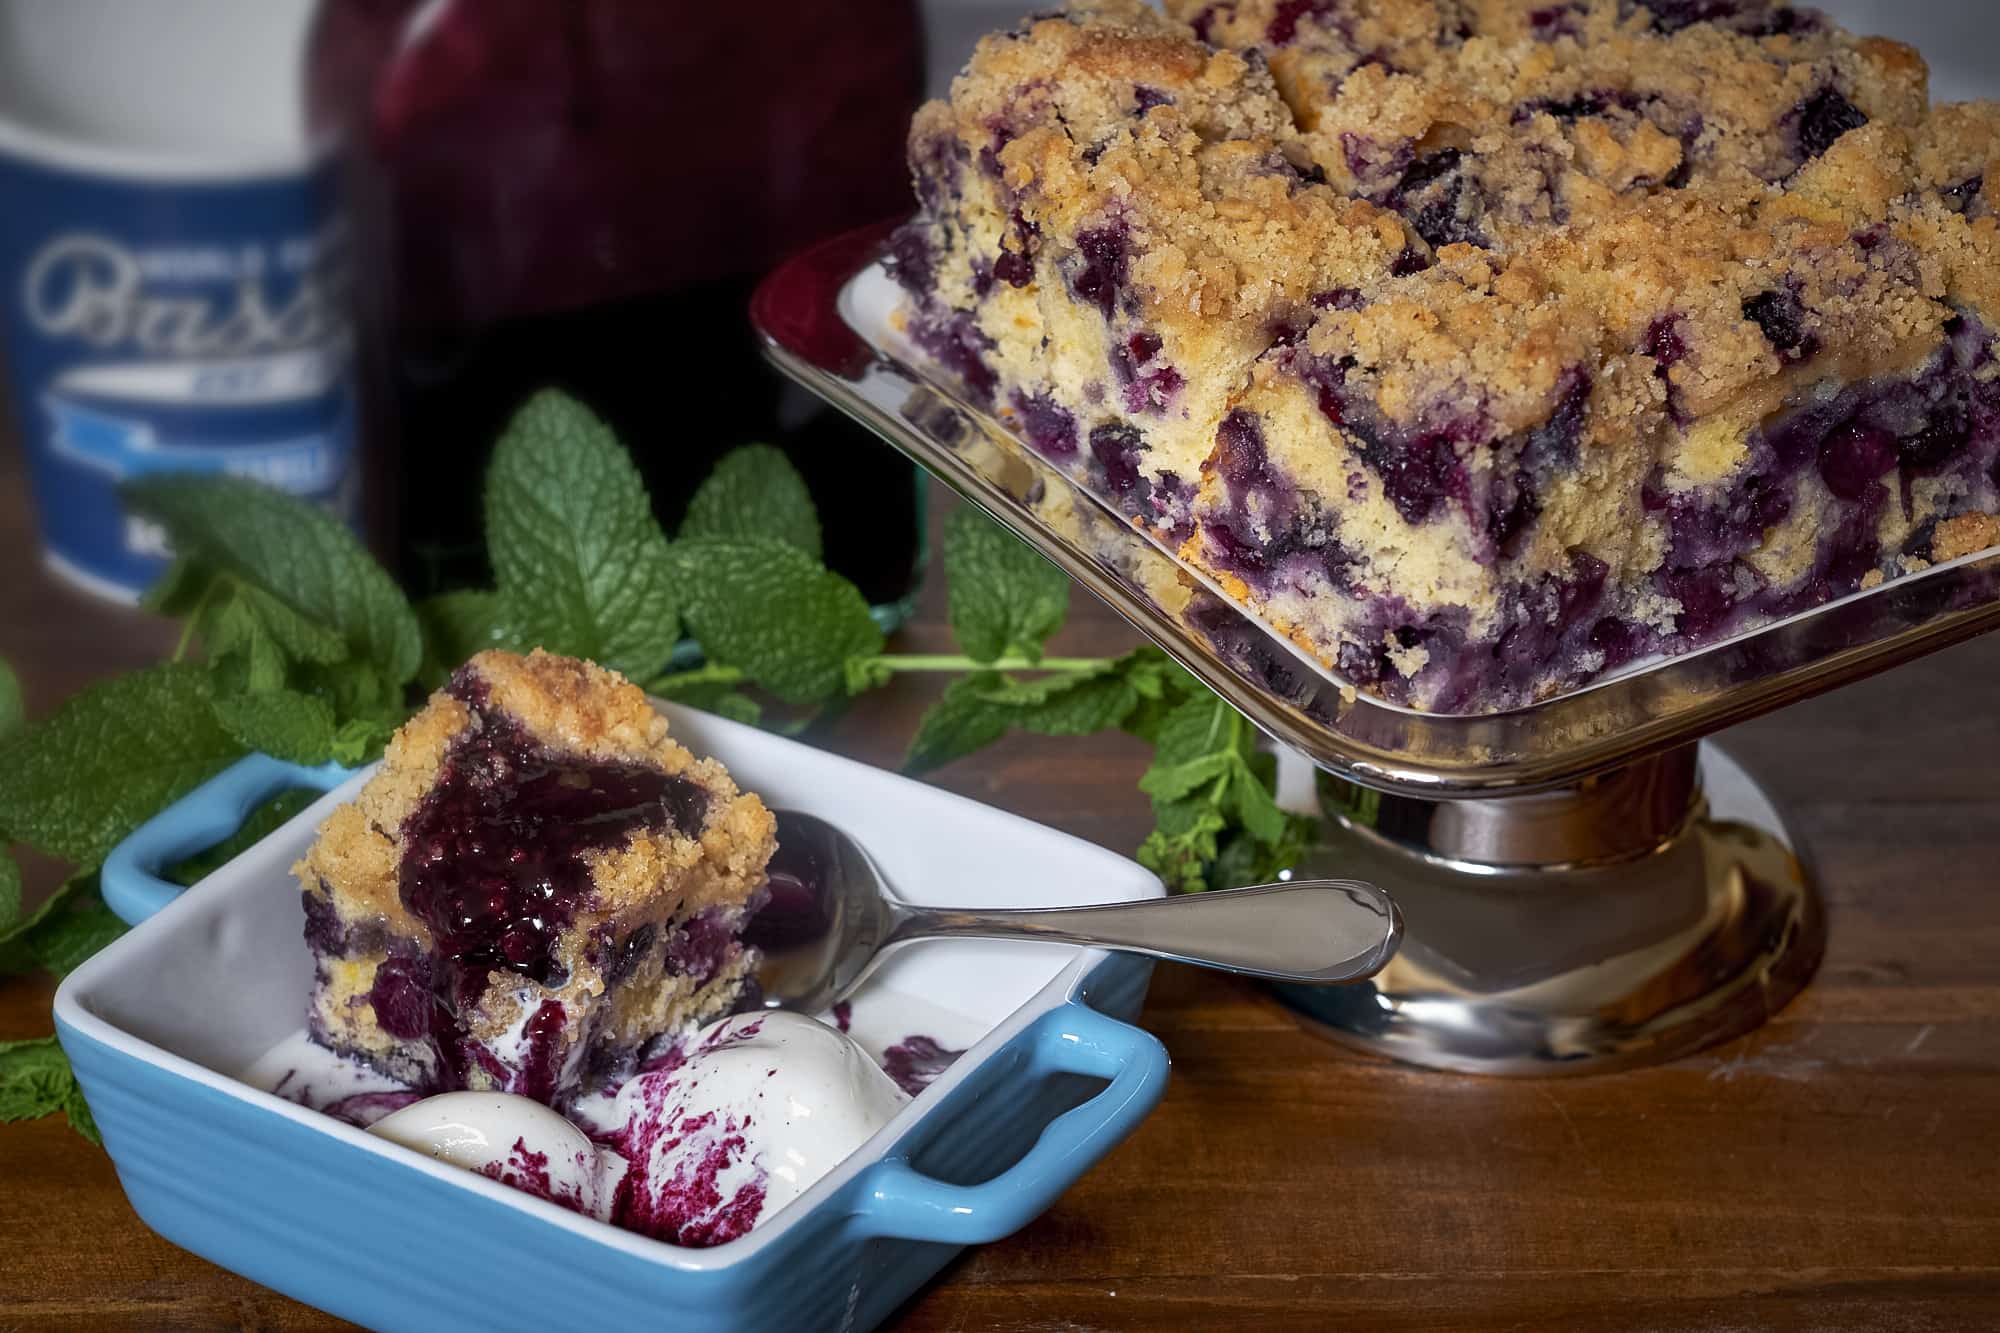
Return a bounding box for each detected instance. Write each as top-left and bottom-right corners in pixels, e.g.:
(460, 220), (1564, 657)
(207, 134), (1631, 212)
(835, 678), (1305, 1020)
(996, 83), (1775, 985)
(294, 649), (776, 1106)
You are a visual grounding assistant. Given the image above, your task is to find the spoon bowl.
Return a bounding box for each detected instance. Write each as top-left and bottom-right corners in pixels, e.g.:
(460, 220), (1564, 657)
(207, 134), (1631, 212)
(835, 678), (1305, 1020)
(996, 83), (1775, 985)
(747, 810), (1403, 1014)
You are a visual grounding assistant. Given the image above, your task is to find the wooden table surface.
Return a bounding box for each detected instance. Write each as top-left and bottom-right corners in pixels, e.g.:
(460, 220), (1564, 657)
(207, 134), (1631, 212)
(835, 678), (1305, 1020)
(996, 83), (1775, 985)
(3, 442), (1998, 1333)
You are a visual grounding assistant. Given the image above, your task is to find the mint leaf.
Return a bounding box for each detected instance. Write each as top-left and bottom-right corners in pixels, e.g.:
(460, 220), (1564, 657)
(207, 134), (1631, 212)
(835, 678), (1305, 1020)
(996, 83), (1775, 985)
(0, 851), (18, 928)
(330, 716), (396, 767)
(1225, 753), (1292, 846)
(0, 658), (21, 741)
(165, 788), (321, 888)
(1144, 695), (1236, 773)
(64, 1081), (101, 1145)
(0, 873), (88, 973)
(232, 580), (350, 666)
(211, 689), (337, 765)
(0, 1035), (99, 1145)
(944, 508), (1069, 663)
(0, 665), (244, 866)
(417, 591), (524, 685)
(905, 673), (1014, 774)
(680, 444), (823, 559)
(1137, 800), (1228, 894)
(123, 476), (419, 684)
(1131, 692), (1311, 891)
(903, 653), (1157, 775)
(300, 659), (401, 722)
(1138, 751), (1233, 803)
(0, 1036), (72, 1125)
(673, 538), (884, 705)
(484, 390), (681, 678)
(204, 594), (290, 694)
(26, 888), (126, 977)
(972, 667), (1140, 737)
(650, 666), (764, 727)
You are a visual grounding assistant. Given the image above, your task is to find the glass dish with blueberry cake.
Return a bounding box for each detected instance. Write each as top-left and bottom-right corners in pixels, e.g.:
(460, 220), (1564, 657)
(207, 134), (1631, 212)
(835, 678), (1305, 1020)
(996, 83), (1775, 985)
(293, 649), (776, 1108)
(888, 0), (2000, 712)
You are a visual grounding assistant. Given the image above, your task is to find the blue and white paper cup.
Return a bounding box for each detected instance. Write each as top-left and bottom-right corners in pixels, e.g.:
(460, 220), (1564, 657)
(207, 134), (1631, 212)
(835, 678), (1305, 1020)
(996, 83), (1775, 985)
(0, 0), (359, 603)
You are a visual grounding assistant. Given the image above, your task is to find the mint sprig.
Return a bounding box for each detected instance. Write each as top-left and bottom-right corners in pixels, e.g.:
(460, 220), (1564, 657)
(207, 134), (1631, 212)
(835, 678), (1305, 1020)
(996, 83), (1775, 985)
(127, 475), (422, 685)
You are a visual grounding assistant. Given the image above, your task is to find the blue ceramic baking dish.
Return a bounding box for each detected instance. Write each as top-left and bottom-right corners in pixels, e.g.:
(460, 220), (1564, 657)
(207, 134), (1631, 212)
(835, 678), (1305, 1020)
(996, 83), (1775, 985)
(55, 703), (1170, 1332)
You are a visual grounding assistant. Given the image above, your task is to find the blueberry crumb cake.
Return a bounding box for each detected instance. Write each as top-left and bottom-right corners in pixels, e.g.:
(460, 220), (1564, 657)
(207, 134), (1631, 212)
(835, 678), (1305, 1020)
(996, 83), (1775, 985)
(295, 649), (776, 1106)
(890, 0), (2000, 711)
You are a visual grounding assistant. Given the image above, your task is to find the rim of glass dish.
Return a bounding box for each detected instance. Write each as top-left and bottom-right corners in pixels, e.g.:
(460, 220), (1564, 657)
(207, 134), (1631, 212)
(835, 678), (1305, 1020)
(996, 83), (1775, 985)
(753, 222), (2000, 798)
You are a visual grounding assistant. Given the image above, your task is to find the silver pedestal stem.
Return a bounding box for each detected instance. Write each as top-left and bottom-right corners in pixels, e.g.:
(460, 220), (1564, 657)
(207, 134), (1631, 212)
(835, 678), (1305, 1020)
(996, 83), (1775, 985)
(1273, 743), (1823, 1076)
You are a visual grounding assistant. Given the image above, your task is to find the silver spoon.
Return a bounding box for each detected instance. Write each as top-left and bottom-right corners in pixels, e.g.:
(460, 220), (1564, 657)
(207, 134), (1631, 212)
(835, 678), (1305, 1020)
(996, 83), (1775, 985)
(747, 810), (1403, 1014)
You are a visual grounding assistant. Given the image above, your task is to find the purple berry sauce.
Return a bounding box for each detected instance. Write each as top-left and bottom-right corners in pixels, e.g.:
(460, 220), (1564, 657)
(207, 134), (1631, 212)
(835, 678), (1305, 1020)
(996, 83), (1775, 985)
(398, 673), (710, 988)
(881, 1035), (965, 1097)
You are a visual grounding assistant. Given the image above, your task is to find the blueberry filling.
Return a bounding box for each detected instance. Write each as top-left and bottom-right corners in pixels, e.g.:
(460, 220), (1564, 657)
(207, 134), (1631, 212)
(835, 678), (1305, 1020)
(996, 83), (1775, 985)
(977, 123), (1014, 181)
(1514, 89), (1643, 126)
(1488, 370), (1591, 558)
(992, 249), (1033, 287)
(367, 954), (434, 1041)
(883, 222), (934, 296)
(1791, 87), (1867, 163)
(1527, 4), (1586, 39)
(397, 674), (710, 990)
(1341, 132), (1415, 191)
(909, 309), (998, 403)
(602, 923), (658, 987)
(1654, 315), (2000, 640)
(1624, 0), (1754, 35)
(1304, 358), (1471, 525)
(1068, 226), (1130, 319)
(1390, 244), (1433, 277)
(1646, 315), (1693, 422)
(1265, 0), (1337, 47)
(1089, 422), (1147, 498)
(1381, 148), (1488, 251)
(665, 911), (738, 989)
(1816, 421), (1897, 502)
(1133, 84), (1173, 113)
(1012, 392), (1079, 460)
(1743, 284), (1820, 364)
(1942, 176), (1985, 217)
(302, 887), (347, 957)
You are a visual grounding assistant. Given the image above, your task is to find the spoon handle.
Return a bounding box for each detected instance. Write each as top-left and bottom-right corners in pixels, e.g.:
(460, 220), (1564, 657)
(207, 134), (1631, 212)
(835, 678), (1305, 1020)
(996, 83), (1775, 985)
(886, 879), (1401, 985)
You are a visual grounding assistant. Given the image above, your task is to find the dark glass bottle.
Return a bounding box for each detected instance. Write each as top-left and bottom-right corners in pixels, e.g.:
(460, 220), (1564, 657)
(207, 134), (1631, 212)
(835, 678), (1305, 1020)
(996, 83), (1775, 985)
(309, 0), (925, 608)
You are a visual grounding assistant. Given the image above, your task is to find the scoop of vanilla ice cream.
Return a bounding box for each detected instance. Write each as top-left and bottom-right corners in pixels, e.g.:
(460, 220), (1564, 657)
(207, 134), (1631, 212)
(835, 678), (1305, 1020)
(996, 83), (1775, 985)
(605, 1011), (911, 1245)
(369, 1091), (619, 1220)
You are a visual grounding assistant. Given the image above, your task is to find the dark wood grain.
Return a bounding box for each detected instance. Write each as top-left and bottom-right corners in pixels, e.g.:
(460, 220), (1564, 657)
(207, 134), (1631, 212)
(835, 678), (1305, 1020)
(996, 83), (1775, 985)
(3, 444), (1997, 1332)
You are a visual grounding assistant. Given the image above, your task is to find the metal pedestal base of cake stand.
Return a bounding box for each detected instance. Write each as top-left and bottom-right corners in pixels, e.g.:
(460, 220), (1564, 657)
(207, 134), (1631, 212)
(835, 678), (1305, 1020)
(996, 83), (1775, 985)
(1270, 743), (1822, 1076)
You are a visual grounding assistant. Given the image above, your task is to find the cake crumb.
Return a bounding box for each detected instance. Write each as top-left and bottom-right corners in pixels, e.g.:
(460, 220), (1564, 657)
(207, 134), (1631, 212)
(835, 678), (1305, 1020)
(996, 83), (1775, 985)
(1934, 514), (2000, 562)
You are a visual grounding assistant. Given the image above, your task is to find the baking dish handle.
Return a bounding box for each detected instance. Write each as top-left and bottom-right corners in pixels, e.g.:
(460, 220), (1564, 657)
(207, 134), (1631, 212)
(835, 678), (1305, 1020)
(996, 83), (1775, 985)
(852, 1002), (1169, 1245)
(101, 753), (352, 926)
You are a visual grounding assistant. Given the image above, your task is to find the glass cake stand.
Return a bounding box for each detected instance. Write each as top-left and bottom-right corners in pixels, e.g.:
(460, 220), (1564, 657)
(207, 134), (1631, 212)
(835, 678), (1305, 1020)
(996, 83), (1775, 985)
(753, 223), (2000, 1076)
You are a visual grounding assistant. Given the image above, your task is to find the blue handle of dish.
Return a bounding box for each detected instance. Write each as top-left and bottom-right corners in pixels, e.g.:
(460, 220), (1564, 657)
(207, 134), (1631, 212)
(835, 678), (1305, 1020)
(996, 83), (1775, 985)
(853, 1002), (1169, 1245)
(101, 753), (352, 927)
